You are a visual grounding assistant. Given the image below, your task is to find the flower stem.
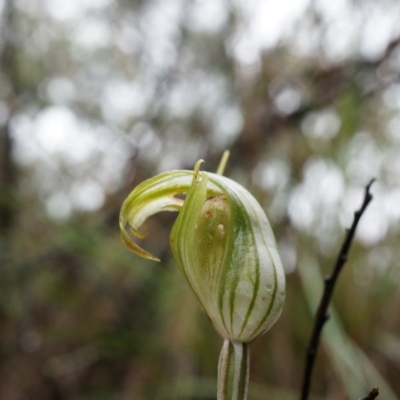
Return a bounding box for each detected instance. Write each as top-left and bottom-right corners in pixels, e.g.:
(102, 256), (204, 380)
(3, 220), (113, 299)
(217, 339), (250, 400)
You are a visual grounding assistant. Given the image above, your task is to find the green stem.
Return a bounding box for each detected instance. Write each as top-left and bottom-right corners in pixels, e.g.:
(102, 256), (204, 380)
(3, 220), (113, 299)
(217, 339), (250, 400)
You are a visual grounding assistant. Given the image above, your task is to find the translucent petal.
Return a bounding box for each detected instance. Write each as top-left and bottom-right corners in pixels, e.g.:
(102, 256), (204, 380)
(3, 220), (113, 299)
(119, 169), (221, 260)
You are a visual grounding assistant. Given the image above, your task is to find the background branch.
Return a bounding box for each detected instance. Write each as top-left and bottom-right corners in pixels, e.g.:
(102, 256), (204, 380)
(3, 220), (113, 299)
(300, 179), (376, 400)
(359, 387), (379, 400)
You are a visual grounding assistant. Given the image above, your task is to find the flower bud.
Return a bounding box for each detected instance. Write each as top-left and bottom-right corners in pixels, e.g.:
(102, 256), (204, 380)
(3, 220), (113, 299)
(120, 160), (285, 342)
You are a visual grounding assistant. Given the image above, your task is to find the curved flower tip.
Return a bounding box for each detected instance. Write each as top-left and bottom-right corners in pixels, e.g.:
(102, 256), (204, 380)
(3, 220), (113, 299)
(120, 226), (159, 261)
(119, 162), (221, 262)
(119, 173), (190, 261)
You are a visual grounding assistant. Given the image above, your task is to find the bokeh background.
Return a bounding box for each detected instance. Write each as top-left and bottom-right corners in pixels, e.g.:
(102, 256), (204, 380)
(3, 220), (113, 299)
(1, 0), (400, 399)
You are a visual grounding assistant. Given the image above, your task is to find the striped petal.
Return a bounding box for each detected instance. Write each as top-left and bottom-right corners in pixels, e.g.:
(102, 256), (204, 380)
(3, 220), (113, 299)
(171, 164), (285, 342)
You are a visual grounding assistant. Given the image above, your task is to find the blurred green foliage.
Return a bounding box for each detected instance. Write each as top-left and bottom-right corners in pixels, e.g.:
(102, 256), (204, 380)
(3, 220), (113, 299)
(1, 0), (400, 399)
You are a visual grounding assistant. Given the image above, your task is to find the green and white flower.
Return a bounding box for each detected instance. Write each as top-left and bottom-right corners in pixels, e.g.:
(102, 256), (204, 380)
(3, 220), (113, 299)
(119, 155), (286, 399)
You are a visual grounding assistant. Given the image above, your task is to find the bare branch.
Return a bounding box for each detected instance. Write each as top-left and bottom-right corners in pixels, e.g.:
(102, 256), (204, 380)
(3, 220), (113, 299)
(300, 179), (376, 400)
(358, 387), (379, 400)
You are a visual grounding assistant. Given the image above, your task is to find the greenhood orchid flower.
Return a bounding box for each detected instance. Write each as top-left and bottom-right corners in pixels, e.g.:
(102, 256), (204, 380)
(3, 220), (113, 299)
(120, 159), (285, 341)
(120, 155), (285, 399)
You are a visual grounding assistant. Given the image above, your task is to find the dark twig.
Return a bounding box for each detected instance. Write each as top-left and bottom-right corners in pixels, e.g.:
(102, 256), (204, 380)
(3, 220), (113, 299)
(300, 179), (376, 400)
(359, 387), (379, 400)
